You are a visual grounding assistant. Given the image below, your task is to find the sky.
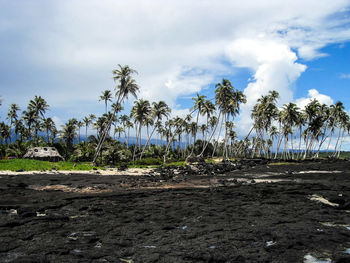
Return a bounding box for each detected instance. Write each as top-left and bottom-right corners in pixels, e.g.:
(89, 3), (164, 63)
(1, 0), (350, 145)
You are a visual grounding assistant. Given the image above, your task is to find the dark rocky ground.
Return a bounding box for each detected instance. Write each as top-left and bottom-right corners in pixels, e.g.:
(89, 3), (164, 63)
(0, 160), (350, 262)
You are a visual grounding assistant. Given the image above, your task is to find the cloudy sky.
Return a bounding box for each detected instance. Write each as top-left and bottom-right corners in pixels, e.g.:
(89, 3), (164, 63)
(1, 0), (350, 139)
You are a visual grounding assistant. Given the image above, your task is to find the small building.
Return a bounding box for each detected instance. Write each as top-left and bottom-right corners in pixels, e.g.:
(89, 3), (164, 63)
(23, 147), (64, 162)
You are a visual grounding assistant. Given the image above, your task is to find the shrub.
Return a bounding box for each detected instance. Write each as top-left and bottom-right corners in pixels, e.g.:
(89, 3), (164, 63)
(134, 157), (162, 166)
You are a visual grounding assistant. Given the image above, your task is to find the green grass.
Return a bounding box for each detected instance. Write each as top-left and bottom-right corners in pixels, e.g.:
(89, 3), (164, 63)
(0, 159), (102, 171)
(269, 162), (299, 166)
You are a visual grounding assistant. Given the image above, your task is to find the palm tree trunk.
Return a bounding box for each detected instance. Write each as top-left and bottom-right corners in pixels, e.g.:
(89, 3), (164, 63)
(164, 109), (197, 163)
(140, 120), (158, 159)
(337, 130), (346, 158)
(212, 113), (224, 158)
(199, 111), (222, 157)
(333, 127), (342, 157)
(222, 113), (229, 161)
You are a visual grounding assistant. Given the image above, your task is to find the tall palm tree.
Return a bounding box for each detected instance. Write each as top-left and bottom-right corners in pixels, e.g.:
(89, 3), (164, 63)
(99, 90), (113, 114)
(77, 121), (83, 142)
(7, 104), (20, 141)
(28, 96), (49, 118)
(140, 101), (171, 159)
(186, 93), (207, 160)
(83, 116), (92, 139)
(302, 99), (321, 159)
(93, 65), (139, 164)
(119, 114), (131, 145)
(251, 91), (279, 158)
(28, 96), (49, 141)
(326, 101), (345, 153)
(22, 109), (37, 140)
(0, 122), (11, 145)
(280, 103), (300, 159)
(130, 99), (151, 160)
(60, 118), (78, 150)
(42, 117), (55, 143)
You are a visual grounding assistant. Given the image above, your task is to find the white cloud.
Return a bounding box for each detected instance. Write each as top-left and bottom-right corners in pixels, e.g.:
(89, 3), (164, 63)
(0, 0), (350, 126)
(295, 89), (334, 109)
(52, 116), (64, 129)
(229, 38), (307, 135)
(339, 73), (350, 79)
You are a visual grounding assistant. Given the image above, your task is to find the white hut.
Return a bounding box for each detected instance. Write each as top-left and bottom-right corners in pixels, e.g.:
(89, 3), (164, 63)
(23, 147), (64, 162)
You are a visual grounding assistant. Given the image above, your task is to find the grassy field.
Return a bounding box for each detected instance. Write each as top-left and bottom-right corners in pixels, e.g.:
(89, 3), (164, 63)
(0, 159), (102, 171)
(0, 158), (188, 171)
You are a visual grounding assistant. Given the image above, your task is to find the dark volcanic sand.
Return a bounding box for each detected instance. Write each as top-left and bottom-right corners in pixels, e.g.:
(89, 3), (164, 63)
(0, 160), (350, 262)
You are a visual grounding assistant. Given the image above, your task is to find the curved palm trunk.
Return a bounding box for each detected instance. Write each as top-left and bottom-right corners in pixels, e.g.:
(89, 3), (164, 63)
(163, 109), (197, 163)
(187, 111), (200, 160)
(140, 120), (158, 159)
(332, 127), (342, 157)
(212, 113), (224, 158)
(222, 113), (229, 161)
(93, 91), (125, 165)
(337, 130), (346, 158)
(199, 111), (222, 157)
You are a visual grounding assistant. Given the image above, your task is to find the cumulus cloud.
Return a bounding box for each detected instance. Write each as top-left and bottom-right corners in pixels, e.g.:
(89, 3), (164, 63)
(0, 0), (350, 126)
(227, 38), (307, 134)
(339, 73), (350, 79)
(295, 89), (334, 109)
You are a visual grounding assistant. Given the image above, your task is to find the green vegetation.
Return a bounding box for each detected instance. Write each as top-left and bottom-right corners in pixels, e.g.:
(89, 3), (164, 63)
(1, 64), (349, 167)
(268, 162), (299, 166)
(0, 159), (102, 171)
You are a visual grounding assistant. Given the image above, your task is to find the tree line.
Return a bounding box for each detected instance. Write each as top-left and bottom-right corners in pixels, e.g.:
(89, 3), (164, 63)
(0, 64), (349, 164)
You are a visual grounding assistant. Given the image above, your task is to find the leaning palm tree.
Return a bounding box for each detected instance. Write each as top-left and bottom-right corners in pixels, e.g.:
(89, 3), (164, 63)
(326, 101), (345, 154)
(99, 90), (113, 114)
(93, 65), (139, 164)
(140, 101), (171, 159)
(186, 93), (207, 160)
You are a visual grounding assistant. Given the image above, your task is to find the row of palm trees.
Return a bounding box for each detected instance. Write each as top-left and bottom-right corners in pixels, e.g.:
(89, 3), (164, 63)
(1, 64), (349, 163)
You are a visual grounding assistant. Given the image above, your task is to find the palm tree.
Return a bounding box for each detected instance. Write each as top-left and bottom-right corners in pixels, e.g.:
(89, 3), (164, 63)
(186, 93), (207, 160)
(42, 117), (56, 143)
(7, 104), (20, 140)
(114, 126), (124, 140)
(0, 122), (11, 145)
(140, 101), (171, 159)
(22, 109), (37, 140)
(210, 79), (246, 160)
(130, 99), (151, 160)
(60, 119), (78, 150)
(83, 116), (92, 139)
(99, 90), (113, 114)
(280, 103), (300, 159)
(93, 65), (139, 164)
(326, 101), (345, 154)
(27, 96), (49, 141)
(28, 96), (49, 118)
(251, 91), (279, 158)
(77, 121), (83, 142)
(302, 99), (321, 159)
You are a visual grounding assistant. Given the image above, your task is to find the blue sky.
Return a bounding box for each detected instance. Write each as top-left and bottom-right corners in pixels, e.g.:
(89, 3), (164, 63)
(1, 0), (350, 145)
